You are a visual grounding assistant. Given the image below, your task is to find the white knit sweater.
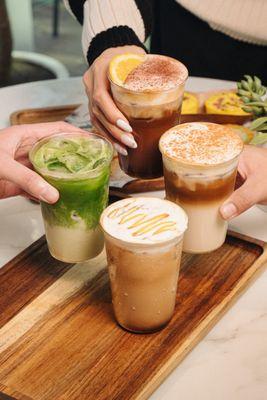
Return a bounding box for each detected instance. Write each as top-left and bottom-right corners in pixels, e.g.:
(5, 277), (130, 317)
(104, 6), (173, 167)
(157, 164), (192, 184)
(64, 0), (267, 64)
(178, 0), (267, 46)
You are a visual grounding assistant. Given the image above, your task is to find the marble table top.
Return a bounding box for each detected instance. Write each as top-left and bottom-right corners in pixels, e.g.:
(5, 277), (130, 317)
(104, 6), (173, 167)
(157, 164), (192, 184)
(0, 77), (266, 400)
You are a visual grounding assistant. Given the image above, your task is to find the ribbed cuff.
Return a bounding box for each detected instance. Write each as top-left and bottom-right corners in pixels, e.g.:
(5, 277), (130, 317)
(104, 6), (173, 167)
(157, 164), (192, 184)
(86, 25), (147, 65)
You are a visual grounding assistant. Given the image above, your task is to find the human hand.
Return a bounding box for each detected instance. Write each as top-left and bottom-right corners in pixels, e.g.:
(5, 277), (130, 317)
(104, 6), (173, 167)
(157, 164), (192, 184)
(83, 45), (146, 155)
(0, 122), (85, 203)
(220, 145), (267, 219)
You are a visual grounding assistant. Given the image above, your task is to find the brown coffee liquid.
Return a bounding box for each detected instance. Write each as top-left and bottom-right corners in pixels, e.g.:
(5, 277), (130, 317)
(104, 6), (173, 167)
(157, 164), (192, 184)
(119, 107), (181, 179)
(106, 237), (182, 333)
(164, 167), (237, 204)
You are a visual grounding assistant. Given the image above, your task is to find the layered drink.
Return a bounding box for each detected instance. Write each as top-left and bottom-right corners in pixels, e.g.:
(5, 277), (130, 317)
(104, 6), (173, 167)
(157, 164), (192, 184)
(109, 54), (188, 178)
(30, 133), (113, 263)
(100, 197), (188, 333)
(160, 122), (243, 253)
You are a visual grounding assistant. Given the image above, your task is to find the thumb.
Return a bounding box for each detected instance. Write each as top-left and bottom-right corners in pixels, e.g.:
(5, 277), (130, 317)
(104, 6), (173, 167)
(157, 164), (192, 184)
(0, 155), (59, 203)
(220, 178), (260, 220)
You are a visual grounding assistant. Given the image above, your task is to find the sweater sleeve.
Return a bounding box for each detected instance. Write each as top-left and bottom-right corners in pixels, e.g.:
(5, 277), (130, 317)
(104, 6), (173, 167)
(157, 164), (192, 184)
(63, 0), (152, 65)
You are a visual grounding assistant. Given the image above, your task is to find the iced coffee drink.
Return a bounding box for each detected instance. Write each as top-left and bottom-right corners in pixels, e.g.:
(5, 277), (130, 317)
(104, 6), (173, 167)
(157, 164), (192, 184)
(100, 197), (188, 333)
(109, 54), (188, 179)
(159, 122), (243, 253)
(30, 133), (113, 263)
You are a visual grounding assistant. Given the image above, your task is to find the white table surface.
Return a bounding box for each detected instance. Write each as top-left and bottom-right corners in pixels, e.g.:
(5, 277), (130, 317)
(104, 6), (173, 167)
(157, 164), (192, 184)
(0, 77), (266, 400)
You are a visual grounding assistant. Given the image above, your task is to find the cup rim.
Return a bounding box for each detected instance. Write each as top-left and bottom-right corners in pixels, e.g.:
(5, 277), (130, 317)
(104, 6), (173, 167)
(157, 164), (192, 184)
(159, 125), (244, 170)
(108, 54), (188, 94)
(29, 131), (114, 180)
(100, 196), (188, 247)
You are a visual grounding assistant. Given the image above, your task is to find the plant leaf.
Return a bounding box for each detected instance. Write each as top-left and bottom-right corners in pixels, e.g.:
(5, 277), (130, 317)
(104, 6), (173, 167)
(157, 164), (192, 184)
(250, 133), (267, 145)
(250, 117), (267, 131)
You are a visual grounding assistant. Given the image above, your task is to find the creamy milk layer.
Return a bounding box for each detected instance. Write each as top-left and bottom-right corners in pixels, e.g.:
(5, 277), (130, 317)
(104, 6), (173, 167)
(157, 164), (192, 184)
(160, 122), (243, 166)
(110, 54), (187, 110)
(44, 222), (104, 263)
(180, 202), (227, 253)
(101, 197), (188, 245)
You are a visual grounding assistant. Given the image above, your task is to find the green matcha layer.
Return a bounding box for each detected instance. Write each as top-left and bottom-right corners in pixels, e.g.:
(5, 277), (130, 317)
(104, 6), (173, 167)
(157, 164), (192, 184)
(32, 135), (113, 230)
(33, 135), (112, 174)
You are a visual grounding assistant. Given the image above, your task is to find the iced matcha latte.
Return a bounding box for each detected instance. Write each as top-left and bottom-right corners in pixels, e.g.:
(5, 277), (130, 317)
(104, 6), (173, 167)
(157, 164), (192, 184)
(30, 133), (113, 263)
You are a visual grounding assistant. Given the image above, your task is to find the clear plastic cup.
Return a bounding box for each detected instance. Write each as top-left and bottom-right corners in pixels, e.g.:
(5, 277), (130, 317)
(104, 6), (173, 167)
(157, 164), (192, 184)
(160, 122), (244, 253)
(100, 197), (188, 332)
(30, 132), (113, 263)
(109, 54), (188, 179)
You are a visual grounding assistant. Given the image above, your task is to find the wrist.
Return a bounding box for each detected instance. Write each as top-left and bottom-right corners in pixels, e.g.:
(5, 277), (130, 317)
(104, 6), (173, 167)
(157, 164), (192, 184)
(101, 45), (146, 58)
(86, 26), (147, 66)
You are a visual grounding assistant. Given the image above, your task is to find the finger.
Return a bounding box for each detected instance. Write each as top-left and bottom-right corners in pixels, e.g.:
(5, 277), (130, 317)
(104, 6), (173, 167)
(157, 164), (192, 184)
(20, 192), (40, 202)
(84, 68), (133, 137)
(93, 106), (137, 148)
(220, 177), (264, 219)
(0, 179), (39, 201)
(0, 155), (59, 204)
(91, 65), (133, 132)
(91, 117), (128, 156)
(93, 88), (133, 133)
(84, 71), (94, 123)
(0, 180), (23, 199)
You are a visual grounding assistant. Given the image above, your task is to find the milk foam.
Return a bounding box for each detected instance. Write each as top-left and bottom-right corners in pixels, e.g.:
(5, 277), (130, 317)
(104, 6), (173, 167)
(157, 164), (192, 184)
(101, 197), (188, 245)
(160, 122), (243, 166)
(124, 55), (188, 92)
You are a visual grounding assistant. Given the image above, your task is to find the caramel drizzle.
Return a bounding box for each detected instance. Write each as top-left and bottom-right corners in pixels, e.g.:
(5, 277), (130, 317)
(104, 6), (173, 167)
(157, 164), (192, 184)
(107, 202), (176, 237)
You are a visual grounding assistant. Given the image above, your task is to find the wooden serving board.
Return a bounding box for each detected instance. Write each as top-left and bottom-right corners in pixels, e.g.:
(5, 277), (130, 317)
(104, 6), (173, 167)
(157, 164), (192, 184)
(10, 104), (80, 125)
(0, 228), (266, 400)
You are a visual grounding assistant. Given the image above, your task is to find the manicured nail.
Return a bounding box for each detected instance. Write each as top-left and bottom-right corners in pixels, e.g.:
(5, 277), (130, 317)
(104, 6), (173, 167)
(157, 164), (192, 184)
(121, 134), (137, 148)
(39, 185), (59, 204)
(114, 143), (128, 156)
(116, 119), (132, 133)
(220, 202), (237, 220)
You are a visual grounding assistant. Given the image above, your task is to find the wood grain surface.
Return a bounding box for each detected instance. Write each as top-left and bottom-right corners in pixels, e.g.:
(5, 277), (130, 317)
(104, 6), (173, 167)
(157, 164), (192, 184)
(5, 101), (262, 400)
(10, 104), (79, 125)
(0, 233), (266, 400)
(10, 105), (251, 126)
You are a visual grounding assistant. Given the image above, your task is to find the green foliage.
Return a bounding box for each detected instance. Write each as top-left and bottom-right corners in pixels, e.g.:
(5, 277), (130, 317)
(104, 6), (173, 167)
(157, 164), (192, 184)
(237, 76), (267, 144)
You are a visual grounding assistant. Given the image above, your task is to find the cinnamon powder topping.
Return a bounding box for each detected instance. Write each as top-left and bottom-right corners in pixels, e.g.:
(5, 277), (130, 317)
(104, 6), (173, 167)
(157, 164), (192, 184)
(160, 122), (243, 166)
(124, 55), (188, 91)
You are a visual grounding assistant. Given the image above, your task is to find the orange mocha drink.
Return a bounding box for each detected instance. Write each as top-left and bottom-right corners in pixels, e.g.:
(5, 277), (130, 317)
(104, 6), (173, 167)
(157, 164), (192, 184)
(109, 54), (188, 179)
(100, 197), (188, 333)
(160, 122), (243, 254)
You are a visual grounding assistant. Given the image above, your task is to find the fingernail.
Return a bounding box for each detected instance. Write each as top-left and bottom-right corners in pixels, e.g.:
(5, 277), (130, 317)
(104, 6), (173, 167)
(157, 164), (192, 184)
(114, 143), (128, 156)
(220, 202), (237, 220)
(121, 134), (137, 148)
(116, 119), (132, 133)
(39, 185), (59, 204)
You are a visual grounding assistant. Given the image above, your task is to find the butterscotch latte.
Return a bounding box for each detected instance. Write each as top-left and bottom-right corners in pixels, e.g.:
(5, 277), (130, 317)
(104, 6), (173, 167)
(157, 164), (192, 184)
(100, 197), (188, 332)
